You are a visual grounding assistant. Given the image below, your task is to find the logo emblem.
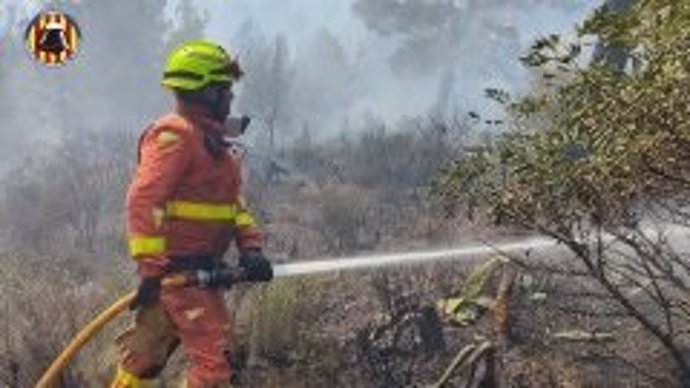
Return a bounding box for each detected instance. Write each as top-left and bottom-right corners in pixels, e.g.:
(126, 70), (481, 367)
(25, 10), (81, 66)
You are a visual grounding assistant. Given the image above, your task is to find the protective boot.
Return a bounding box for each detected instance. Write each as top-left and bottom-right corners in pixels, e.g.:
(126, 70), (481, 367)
(110, 367), (153, 388)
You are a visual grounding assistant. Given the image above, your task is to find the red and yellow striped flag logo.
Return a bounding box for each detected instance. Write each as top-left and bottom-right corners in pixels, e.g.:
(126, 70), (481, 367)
(24, 10), (81, 66)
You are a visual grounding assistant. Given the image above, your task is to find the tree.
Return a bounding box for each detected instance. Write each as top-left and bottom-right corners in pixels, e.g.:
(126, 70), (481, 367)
(0, 0), (206, 174)
(48, 0), (172, 130)
(437, 0), (690, 383)
(351, 0), (581, 74)
(0, 0), (211, 253)
(0, 4), (71, 170)
(237, 34), (295, 156)
(165, 0), (208, 50)
(291, 30), (354, 132)
(592, 0), (635, 72)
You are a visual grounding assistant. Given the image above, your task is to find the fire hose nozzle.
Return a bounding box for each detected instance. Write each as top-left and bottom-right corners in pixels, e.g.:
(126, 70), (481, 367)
(191, 267), (247, 289)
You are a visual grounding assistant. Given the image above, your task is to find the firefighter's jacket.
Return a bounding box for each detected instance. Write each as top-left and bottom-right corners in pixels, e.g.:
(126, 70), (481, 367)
(126, 105), (263, 276)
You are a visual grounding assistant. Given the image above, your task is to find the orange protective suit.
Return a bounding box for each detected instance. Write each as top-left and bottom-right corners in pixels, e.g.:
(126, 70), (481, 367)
(112, 104), (263, 388)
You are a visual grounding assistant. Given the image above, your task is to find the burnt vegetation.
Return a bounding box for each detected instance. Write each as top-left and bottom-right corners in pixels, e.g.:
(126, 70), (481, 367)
(2, 0), (690, 387)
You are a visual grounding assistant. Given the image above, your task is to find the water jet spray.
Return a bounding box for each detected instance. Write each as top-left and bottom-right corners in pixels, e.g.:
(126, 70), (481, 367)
(35, 236), (557, 387)
(272, 236), (556, 278)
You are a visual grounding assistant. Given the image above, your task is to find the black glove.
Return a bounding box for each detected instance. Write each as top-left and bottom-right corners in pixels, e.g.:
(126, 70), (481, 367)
(239, 249), (273, 282)
(130, 276), (162, 310)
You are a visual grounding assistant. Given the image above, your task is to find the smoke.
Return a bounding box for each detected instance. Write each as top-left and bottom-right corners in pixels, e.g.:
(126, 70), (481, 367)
(0, 0), (205, 171)
(351, 0), (594, 83)
(0, 0), (600, 172)
(204, 0), (599, 137)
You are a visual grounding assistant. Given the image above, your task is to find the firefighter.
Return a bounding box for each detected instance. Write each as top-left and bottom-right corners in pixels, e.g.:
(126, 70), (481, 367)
(110, 40), (273, 388)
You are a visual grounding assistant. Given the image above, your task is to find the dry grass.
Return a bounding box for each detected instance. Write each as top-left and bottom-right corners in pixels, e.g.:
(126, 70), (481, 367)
(0, 123), (679, 387)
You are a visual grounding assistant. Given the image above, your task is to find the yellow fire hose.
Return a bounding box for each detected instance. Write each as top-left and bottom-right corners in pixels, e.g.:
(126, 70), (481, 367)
(35, 274), (190, 388)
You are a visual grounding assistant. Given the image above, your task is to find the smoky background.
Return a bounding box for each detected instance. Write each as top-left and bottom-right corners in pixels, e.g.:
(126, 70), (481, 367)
(2, 1), (655, 387)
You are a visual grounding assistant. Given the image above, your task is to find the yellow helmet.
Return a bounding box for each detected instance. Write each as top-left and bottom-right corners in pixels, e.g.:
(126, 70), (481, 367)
(162, 39), (243, 91)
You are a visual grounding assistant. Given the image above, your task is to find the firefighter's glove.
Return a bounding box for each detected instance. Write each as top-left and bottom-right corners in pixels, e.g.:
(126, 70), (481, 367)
(239, 249), (273, 282)
(130, 276), (162, 310)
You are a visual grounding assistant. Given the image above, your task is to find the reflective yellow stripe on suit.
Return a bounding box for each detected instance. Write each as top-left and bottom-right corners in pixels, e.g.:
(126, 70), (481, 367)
(166, 201), (239, 221)
(110, 367), (152, 388)
(235, 212), (256, 227)
(166, 200), (256, 227)
(128, 236), (166, 257)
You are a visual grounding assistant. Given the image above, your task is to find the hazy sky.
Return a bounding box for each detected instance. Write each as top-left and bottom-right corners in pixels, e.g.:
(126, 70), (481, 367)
(1, 0), (601, 130)
(204, 1), (366, 52)
(201, 0), (595, 56)
(198, 0), (600, 125)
